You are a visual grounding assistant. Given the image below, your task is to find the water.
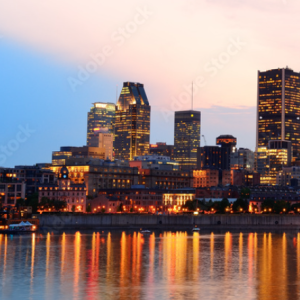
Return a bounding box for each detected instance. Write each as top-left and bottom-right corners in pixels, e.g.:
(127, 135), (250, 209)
(0, 230), (300, 300)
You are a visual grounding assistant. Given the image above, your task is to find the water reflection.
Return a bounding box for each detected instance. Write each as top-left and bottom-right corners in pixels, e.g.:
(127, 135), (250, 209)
(1, 231), (300, 299)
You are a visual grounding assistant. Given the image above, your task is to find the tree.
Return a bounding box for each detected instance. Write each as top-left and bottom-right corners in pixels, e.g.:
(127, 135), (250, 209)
(86, 203), (91, 213)
(26, 193), (39, 213)
(219, 198), (230, 213)
(291, 203), (300, 213)
(273, 200), (290, 214)
(261, 198), (275, 213)
(16, 198), (26, 208)
(71, 205), (76, 213)
(232, 198), (248, 213)
(183, 200), (195, 211)
(117, 203), (123, 212)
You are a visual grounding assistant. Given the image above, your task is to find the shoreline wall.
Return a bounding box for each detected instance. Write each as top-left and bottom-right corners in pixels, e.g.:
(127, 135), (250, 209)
(38, 214), (300, 229)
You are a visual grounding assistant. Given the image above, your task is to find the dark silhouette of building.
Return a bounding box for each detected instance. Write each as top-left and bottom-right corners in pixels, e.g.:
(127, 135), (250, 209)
(216, 135), (237, 170)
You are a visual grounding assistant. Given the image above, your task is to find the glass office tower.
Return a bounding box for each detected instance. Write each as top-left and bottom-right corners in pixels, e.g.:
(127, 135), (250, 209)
(257, 68), (300, 159)
(87, 102), (116, 147)
(114, 82), (151, 161)
(174, 110), (201, 170)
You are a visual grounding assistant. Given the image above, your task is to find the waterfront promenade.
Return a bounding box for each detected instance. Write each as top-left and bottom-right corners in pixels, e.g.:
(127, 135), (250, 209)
(38, 214), (300, 230)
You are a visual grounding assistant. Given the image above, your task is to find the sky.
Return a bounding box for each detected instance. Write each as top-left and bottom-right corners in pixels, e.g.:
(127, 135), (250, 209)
(1, 0), (300, 167)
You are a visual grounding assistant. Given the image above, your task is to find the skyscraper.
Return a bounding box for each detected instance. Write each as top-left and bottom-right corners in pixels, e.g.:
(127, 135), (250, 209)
(114, 82), (151, 160)
(174, 110), (201, 170)
(257, 67), (300, 159)
(87, 102), (116, 147)
(216, 135), (237, 170)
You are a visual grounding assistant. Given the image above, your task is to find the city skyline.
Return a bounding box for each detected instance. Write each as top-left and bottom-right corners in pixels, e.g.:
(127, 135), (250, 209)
(1, 0), (300, 167)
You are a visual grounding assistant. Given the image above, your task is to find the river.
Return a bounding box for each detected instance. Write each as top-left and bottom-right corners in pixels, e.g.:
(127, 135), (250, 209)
(0, 230), (300, 299)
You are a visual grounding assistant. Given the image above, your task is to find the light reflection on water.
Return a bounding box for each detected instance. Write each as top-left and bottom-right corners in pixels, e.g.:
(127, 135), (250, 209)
(1, 231), (300, 300)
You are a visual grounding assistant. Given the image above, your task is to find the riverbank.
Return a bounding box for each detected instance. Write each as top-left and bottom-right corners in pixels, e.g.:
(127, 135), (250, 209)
(37, 214), (300, 230)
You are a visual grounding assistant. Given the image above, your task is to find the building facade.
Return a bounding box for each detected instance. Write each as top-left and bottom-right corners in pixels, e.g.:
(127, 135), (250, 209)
(257, 68), (300, 159)
(216, 135), (237, 170)
(149, 142), (174, 160)
(230, 148), (255, 171)
(174, 110), (201, 170)
(87, 102), (115, 147)
(114, 82), (151, 160)
(38, 167), (86, 212)
(0, 181), (26, 207)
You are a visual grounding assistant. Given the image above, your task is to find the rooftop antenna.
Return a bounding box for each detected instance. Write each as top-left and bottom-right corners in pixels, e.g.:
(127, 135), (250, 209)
(192, 82), (194, 110)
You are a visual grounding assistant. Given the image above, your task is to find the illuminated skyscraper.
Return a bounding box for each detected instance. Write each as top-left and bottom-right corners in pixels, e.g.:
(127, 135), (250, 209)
(114, 82), (150, 160)
(257, 67), (300, 159)
(87, 102), (116, 147)
(174, 110), (201, 170)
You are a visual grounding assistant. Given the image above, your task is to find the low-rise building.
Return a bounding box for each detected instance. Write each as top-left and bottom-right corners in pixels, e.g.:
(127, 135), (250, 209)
(0, 181), (26, 207)
(192, 169), (231, 187)
(231, 169), (260, 186)
(38, 167), (86, 212)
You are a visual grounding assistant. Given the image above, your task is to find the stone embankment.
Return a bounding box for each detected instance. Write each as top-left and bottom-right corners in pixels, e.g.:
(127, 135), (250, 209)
(38, 214), (300, 230)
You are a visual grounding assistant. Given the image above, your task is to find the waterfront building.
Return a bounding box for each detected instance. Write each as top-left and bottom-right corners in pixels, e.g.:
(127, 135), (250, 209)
(87, 102), (115, 146)
(138, 169), (192, 190)
(257, 67), (300, 159)
(0, 166), (55, 197)
(249, 185), (300, 212)
(114, 82), (151, 161)
(38, 167), (86, 212)
(216, 135), (237, 170)
(163, 188), (196, 210)
(0, 181), (26, 207)
(94, 188), (165, 213)
(174, 110), (201, 170)
(230, 148), (255, 171)
(48, 164), (139, 197)
(149, 142), (174, 160)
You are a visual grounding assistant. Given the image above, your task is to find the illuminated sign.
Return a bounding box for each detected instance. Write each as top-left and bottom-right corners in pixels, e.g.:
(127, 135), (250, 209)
(95, 103), (107, 108)
(150, 144), (158, 148)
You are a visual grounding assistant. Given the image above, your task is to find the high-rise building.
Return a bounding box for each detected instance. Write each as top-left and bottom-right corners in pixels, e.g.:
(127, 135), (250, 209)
(199, 146), (221, 169)
(267, 140), (292, 185)
(257, 67), (300, 159)
(114, 82), (151, 160)
(230, 148), (254, 171)
(216, 135), (237, 170)
(87, 102), (115, 147)
(174, 111), (201, 170)
(90, 133), (114, 160)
